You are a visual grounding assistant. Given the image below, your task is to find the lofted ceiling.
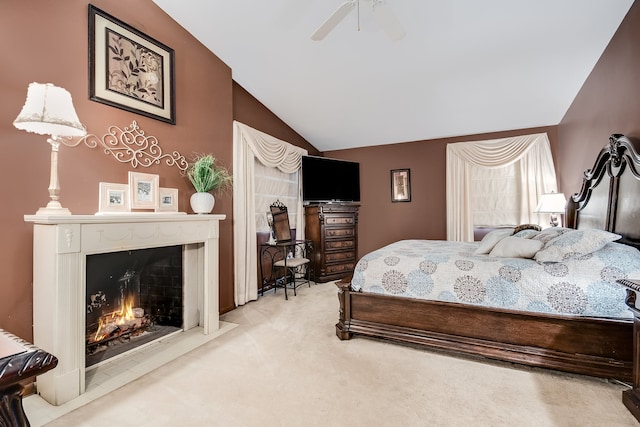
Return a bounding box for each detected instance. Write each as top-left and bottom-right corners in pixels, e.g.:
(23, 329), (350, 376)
(152, 0), (634, 152)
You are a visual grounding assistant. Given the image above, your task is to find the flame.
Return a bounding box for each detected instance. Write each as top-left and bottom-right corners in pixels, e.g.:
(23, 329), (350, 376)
(117, 297), (135, 323)
(93, 295), (136, 342)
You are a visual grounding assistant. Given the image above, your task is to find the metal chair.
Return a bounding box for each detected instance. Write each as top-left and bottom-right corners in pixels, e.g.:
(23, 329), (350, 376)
(269, 201), (311, 299)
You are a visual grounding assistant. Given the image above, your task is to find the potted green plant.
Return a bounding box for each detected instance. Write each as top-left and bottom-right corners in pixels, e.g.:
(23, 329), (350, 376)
(185, 154), (232, 214)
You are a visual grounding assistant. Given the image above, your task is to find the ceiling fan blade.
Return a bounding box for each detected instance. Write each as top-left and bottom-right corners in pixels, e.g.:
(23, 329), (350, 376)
(372, 0), (405, 41)
(311, 1), (357, 41)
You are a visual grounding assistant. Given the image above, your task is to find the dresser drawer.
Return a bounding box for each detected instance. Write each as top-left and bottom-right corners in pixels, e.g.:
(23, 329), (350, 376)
(325, 262), (355, 274)
(325, 239), (355, 250)
(325, 228), (354, 239)
(325, 216), (355, 226)
(324, 251), (355, 263)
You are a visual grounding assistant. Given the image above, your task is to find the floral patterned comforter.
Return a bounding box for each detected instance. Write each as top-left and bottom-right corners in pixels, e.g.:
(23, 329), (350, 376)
(351, 239), (640, 319)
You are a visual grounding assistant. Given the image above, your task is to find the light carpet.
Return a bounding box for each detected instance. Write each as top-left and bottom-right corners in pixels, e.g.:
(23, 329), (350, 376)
(32, 281), (637, 426)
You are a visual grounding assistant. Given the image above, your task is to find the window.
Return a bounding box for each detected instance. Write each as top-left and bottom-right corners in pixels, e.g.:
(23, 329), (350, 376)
(254, 160), (299, 232)
(470, 162), (521, 227)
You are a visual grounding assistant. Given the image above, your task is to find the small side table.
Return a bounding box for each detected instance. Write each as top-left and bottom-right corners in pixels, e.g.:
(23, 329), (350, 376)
(617, 278), (640, 423)
(0, 329), (58, 427)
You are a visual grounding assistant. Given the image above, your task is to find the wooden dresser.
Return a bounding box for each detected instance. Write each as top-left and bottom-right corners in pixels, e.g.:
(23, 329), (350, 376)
(305, 203), (359, 283)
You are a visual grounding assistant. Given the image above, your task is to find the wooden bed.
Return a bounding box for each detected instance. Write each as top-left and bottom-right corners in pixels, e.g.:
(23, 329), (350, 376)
(336, 134), (640, 382)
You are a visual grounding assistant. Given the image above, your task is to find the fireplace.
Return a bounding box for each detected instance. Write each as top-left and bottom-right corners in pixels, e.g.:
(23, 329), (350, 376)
(25, 213), (225, 406)
(85, 245), (183, 367)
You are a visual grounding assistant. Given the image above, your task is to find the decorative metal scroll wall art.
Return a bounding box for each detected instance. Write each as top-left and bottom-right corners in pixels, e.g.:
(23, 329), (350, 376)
(64, 120), (188, 171)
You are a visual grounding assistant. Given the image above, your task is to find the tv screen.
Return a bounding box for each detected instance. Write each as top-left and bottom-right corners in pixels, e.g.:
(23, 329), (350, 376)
(302, 155), (360, 203)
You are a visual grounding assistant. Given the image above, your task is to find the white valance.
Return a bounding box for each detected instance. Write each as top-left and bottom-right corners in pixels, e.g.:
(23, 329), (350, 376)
(234, 122), (305, 173)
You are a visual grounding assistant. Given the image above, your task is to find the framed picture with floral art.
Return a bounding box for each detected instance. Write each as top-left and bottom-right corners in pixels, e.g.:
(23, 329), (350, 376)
(89, 5), (175, 124)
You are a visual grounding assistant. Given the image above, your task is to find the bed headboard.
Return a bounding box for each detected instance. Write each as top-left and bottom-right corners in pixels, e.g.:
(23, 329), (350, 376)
(566, 134), (640, 251)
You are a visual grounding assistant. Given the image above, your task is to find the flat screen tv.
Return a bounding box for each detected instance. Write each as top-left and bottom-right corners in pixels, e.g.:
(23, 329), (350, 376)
(302, 155), (360, 203)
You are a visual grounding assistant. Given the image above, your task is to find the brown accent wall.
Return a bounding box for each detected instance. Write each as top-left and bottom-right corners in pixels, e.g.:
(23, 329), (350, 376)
(232, 82), (320, 156)
(0, 0), (316, 341)
(558, 2), (640, 193)
(324, 126), (559, 258)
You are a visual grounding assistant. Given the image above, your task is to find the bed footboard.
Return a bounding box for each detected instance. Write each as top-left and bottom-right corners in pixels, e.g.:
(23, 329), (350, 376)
(336, 278), (632, 381)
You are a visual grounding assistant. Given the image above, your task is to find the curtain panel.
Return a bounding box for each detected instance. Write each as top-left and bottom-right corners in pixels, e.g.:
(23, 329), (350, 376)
(446, 133), (558, 242)
(232, 121), (308, 306)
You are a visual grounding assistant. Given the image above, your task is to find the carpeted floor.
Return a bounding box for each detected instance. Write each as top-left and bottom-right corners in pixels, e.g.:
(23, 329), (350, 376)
(39, 281), (637, 426)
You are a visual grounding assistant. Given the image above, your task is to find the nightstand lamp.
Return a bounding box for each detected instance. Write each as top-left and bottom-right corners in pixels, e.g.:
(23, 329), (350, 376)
(535, 192), (567, 227)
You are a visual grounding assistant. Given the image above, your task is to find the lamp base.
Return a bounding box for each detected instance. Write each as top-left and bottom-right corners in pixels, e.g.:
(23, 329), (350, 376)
(35, 205), (71, 216)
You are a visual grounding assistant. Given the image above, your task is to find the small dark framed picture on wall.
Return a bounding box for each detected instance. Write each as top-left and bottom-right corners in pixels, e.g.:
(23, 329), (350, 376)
(391, 169), (411, 202)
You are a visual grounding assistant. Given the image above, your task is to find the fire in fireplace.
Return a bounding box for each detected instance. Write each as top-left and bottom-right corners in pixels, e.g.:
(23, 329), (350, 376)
(85, 245), (183, 367)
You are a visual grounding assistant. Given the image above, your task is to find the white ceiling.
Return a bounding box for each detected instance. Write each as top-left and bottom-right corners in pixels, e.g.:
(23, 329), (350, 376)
(152, 0), (634, 152)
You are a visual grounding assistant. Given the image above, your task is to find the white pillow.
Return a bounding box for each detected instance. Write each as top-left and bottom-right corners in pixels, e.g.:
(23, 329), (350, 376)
(534, 229), (621, 263)
(474, 229), (513, 255)
(490, 236), (543, 259)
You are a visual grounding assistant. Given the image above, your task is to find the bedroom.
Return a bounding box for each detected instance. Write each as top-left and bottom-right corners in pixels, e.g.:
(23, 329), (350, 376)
(1, 0), (640, 424)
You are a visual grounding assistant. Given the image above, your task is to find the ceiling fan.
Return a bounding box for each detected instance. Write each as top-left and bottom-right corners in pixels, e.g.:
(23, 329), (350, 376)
(311, 0), (405, 41)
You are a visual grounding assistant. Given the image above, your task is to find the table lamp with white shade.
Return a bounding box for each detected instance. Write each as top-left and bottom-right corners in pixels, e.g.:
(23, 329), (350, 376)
(13, 82), (86, 215)
(535, 192), (567, 227)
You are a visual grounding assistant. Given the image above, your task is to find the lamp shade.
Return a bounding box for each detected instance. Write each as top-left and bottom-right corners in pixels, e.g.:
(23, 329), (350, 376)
(535, 192), (567, 214)
(13, 82), (86, 137)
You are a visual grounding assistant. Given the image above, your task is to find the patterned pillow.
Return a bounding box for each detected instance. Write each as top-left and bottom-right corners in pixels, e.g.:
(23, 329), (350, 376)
(473, 229), (513, 255)
(533, 229), (621, 263)
(490, 236), (543, 258)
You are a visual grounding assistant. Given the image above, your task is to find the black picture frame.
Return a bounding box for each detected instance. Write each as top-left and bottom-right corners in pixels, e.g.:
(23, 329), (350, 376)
(391, 169), (411, 202)
(88, 5), (176, 124)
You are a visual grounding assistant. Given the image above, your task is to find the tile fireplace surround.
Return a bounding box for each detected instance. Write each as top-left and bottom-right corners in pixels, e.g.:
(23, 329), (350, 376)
(24, 213), (225, 406)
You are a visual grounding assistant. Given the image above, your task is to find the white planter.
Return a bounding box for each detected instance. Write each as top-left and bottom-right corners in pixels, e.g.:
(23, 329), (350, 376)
(190, 192), (215, 214)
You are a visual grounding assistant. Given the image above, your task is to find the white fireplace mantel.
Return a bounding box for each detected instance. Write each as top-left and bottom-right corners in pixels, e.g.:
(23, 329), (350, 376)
(25, 213), (225, 405)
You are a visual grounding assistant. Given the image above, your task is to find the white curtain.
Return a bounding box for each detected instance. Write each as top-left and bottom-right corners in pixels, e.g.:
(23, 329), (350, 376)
(446, 133), (558, 242)
(232, 121), (308, 306)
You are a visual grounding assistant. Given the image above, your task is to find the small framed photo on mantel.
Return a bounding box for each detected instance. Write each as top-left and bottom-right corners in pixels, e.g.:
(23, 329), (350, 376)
(156, 187), (179, 212)
(391, 169), (411, 202)
(98, 182), (130, 213)
(128, 171), (159, 210)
